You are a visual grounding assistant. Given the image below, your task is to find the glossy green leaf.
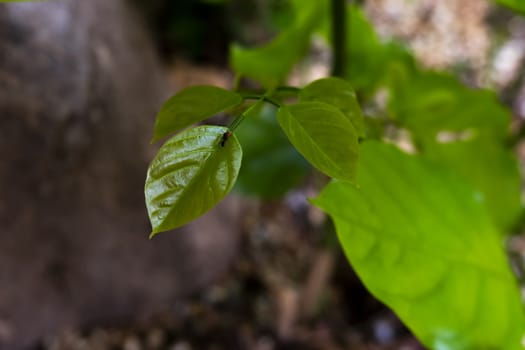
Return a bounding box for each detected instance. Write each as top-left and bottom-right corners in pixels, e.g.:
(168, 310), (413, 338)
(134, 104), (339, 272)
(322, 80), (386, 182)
(235, 105), (310, 199)
(312, 142), (525, 349)
(299, 77), (365, 138)
(229, 0), (325, 88)
(496, 0), (525, 14)
(145, 125), (242, 236)
(277, 102), (358, 182)
(152, 86), (242, 142)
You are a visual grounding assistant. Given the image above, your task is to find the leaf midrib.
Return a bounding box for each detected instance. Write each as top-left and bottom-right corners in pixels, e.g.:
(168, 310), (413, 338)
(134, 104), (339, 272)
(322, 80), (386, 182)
(159, 133), (226, 229)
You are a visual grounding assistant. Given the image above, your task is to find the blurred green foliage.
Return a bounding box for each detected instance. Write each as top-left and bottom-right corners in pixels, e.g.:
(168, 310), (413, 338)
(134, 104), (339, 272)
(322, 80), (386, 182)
(388, 70), (521, 232)
(497, 0), (525, 14)
(230, 0), (325, 88)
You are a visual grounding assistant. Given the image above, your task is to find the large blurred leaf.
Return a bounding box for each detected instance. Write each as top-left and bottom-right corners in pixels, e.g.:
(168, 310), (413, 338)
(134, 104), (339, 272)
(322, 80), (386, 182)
(312, 142), (525, 349)
(299, 77), (365, 137)
(229, 0), (325, 88)
(145, 126), (242, 236)
(496, 0), (525, 14)
(388, 72), (509, 140)
(388, 71), (522, 231)
(422, 133), (522, 234)
(277, 102), (359, 182)
(152, 86), (242, 142)
(235, 105), (310, 199)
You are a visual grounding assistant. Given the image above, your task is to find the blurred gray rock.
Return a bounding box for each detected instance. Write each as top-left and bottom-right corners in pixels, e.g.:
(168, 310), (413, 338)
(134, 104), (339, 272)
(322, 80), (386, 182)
(0, 1), (240, 349)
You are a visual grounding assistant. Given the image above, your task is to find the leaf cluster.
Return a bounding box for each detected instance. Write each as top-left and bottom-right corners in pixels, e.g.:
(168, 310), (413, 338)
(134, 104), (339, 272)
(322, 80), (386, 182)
(145, 77), (363, 236)
(144, 1), (525, 349)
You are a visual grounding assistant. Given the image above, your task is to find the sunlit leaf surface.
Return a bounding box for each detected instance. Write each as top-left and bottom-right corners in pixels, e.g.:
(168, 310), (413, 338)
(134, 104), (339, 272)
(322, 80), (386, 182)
(313, 142), (525, 349)
(389, 71), (522, 231)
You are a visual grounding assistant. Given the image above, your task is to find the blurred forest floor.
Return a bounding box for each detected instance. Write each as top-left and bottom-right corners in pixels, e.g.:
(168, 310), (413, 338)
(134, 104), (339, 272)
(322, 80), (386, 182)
(43, 0), (525, 349)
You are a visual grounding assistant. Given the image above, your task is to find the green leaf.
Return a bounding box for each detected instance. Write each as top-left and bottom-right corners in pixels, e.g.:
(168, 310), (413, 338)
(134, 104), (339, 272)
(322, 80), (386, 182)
(388, 71), (522, 231)
(145, 125), (242, 236)
(388, 72), (509, 140)
(312, 142), (525, 349)
(235, 105), (310, 199)
(496, 0), (525, 14)
(152, 86), (242, 142)
(277, 102), (358, 182)
(422, 133), (522, 233)
(299, 77), (365, 138)
(229, 0), (325, 88)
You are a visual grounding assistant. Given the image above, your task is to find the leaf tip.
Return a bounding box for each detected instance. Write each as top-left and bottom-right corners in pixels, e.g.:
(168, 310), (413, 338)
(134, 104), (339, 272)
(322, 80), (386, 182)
(150, 134), (159, 144)
(151, 131), (164, 144)
(307, 196), (323, 210)
(337, 176), (359, 187)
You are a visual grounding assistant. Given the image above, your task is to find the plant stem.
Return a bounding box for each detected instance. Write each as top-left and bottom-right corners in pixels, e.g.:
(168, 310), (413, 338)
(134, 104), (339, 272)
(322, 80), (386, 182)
(229, 99), (265, 131)
(275, 86), (301, 94)
(233, 74), (241, 92)
(331, 0), (347, 78)
(229, 92), (283, 132)
(241, 94), (281, 108)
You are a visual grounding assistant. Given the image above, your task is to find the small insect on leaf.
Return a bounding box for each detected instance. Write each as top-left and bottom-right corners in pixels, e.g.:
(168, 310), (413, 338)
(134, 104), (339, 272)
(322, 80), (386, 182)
(145, 126), (242, 236)
(220, 130), (233, 147)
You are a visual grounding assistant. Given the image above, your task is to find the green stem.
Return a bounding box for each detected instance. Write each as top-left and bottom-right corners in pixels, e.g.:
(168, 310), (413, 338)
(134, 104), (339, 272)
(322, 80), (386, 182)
(275, 86), (301, 94)
(228, 114), (246, 131)
(331, 0), (347, 78)
(229, 92), (283, 132)
(233, 74), (242, 92)
(240, 94), (281, 108)
(229, 99), (265, 131)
